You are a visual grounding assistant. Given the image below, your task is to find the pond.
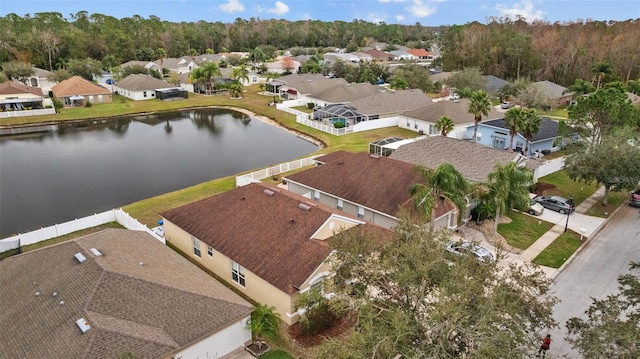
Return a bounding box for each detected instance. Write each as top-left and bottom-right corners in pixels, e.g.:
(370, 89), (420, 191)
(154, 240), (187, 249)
(0, 108), (318, 238)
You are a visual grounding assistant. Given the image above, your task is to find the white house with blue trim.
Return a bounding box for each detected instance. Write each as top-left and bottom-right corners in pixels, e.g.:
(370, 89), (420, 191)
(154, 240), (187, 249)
(464, 117), (560, 157)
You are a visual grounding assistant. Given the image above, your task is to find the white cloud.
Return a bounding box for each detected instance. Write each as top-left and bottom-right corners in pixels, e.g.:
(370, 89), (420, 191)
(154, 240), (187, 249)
(379, 0), (407, 3)
(300, 12), (313, 20)
(267, 1), (290, 16)
(219, 0), (245, 13)
(495, 0), (546, 21)
(367, 12), (388, 23)
(407, 0), (437, 18)
(395, 14), (406, 21)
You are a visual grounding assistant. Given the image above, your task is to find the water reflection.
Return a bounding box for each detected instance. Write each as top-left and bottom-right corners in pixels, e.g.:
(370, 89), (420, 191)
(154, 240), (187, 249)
(0, 108), (317, 237)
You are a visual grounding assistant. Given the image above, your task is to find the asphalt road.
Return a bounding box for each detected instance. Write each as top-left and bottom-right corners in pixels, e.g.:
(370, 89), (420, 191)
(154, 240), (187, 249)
(548, 204), (640, 358)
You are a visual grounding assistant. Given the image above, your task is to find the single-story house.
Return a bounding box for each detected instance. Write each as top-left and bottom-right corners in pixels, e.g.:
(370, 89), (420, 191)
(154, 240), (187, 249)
(0, 228), (254, 359)
(464, 117), (560, 157)
(51, 76), (112, 106)
(484, 75), (511, 96)
(398, 98), (503, 138)
(161, 182), (384, 325)
(120, 60), (162, 73)
(154, 57), (198, 74)
(113, 74), (185, 101)
(265, 57), (301, 74)
(364, 49), (396, 62)
(307, 82), (383, 107)
(323, 52), (361, 63)
(351, 52), (374, 62)
(389, 136), (540, 184)
(389, 50), (417, 61)
(285, 151), (459, 229)
(24, 66), (56, 93)
(0, 81), (45, 112)
(408, 48), (434, 61)
(343, 89), (433, 122)
(531, 80), (573, 108)
(267, 73), (347, 100)
(219, 67), (261, 86)
(195, 54), (225, 64)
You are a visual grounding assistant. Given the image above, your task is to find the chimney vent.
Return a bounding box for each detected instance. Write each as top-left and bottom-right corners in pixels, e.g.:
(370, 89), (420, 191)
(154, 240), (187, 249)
(298, 203), (311, 211)
(369, 154), (381, 159)
(263, 189), (275, 197)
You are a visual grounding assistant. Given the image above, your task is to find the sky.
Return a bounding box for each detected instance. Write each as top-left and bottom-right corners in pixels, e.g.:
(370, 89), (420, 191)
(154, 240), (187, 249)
(1, 0), (639, 26)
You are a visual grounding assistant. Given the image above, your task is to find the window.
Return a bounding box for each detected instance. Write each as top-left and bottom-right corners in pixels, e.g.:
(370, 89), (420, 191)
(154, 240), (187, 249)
(406, 120), (410, 127)
(207, 245), (213, 257)
(232, 261), (245, 287)
(313, 190), (320, 201)
(337, 199), (343, 210)
(357, 206), (365, 218)
(98, 95), (103, 102)
(89, 95), (94, 102)
(192, 236), (201, 258)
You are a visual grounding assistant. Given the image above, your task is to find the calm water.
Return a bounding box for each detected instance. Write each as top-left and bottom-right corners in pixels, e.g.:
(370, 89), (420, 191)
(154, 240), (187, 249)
(0, 108), (318, 237)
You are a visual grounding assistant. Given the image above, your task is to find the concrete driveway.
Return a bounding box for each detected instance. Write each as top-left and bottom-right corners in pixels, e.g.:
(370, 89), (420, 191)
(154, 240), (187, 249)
(531, 209), (605, 238)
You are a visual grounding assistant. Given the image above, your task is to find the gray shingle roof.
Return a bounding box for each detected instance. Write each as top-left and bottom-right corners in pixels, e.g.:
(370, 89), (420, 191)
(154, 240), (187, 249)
(484, 75), (511, 92)
(271, 74), (348, 94)
(0, 229), (253, 359)
(310, 82), (383, 103)
(532, 80), (572, 100)
(481, 117), (559, 142)
(116, 74), (173, 91)
(389, 136), (537, 183)
(349, 89), (433, 116)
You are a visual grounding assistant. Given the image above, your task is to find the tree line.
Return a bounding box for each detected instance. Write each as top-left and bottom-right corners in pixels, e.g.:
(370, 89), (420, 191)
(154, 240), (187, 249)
(1, 12), (638, 86)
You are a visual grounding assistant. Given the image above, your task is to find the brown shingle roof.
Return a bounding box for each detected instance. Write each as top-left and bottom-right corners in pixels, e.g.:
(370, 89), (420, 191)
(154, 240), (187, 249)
(0, 81), (44, 96)
(408, 48), (432, 57)
(286, 152), (430, 217)
(161, 183), (359, 295)
(401, 98), (503, 125)
(52, 76), (111, 97)
(389, 136), (536, 183)
(364, 49), (395, 60)
(272, 73), (348, 94)
(0, 229), (253, 359)
(349, 89), (433, 116)
(314, 150), (353, 164)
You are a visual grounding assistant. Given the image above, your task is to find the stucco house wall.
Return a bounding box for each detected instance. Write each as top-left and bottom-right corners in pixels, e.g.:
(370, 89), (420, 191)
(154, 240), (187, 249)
(162, 218), (337, 325)
(464, 125), (556, 156)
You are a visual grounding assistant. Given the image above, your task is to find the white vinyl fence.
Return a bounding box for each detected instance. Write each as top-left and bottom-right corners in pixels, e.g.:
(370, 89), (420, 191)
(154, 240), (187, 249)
(296, 115), (353, 135)
(0, 208), (164, 253)
(236, 155), (319, 187)
(0, 108), (56, 118)
(533, 157), (565, 181)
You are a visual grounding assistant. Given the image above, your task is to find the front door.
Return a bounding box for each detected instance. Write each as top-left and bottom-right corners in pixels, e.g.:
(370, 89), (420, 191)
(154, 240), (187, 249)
(492, 137), (506, 150)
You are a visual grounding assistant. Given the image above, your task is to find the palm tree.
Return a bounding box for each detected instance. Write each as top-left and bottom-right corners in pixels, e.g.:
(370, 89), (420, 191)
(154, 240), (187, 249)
(249, 304), (280, 350)
(390, 76), (408, 90)
(521, 109), (541, 156)
(190, 61), (221, 95)
(228, 80), (243, 98)
(156, 47), (166, 73)
(435, 116), (455, 137)
(359, 67), (377, 84)
(591, 62), (614, 89)
(410, 164), (468, 225)
(231, 64), (250, 85)
(487, 162), (533, 233)
(564, 78), (595, 99)
(468, 90), (491, 142)
(503, 107), (526, 151)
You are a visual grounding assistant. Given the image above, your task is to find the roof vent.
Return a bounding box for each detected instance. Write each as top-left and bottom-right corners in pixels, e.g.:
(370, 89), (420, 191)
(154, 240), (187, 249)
(76, 318), (91, 334)
(263, 189), (275, 197)
(369, 154), (381, 159)
(89, 248), (102, 257)
(74, 252), (87, 264)
(298, 203), (311, 211)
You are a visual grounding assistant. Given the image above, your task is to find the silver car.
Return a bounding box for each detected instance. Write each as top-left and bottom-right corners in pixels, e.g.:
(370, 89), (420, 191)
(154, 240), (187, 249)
(445, 241), (495, 264)
(533, 195), (575, 214)
(525, 199), (544, 215)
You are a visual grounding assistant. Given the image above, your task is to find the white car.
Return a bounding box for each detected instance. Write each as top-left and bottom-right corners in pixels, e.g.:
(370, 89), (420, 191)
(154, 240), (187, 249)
(501, 102), (512, 109)
(445, 241), (495, 264)
(525, 199), (544, 215)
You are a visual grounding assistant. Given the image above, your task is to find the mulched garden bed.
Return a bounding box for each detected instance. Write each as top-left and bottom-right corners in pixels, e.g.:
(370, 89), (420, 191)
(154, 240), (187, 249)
(534, 182), (556, 196)
(287, 312), (357, 347)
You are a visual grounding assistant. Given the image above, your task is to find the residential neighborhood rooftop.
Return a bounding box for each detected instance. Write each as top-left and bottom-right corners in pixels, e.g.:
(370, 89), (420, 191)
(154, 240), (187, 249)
(481, 117), (560, 142)
(401, 98), (503, 125)
(115, 74), (174, 91)
(52, 76), (111, 97)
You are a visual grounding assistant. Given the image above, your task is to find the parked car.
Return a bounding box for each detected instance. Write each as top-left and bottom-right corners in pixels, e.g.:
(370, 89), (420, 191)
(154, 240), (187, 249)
(525, 199), (545, 215)
(629, 187), (640, 207)
(445, 241), (495, 264)
(501, 102), (512, 109)
(533, 195), (575, 214)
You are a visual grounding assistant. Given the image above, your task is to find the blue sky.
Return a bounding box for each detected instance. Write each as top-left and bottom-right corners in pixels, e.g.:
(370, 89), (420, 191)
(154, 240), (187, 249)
(1, 0), (638, 25)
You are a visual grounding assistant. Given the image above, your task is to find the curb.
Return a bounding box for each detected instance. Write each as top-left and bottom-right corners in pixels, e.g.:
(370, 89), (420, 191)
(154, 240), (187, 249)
(550, 201), (627, 281)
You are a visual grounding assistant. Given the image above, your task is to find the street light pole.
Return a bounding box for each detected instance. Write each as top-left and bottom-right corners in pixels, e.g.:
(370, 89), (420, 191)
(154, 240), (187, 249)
(564, 195), (575, 233)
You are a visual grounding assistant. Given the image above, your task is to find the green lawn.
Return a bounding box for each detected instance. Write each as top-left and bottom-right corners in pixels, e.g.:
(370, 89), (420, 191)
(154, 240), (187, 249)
(498, 211), (554, 250)
(259, 350), (294, 359)
(584, 191), (628, 218)
(533, 231), (583, 268)
(537, 170), (599, 207)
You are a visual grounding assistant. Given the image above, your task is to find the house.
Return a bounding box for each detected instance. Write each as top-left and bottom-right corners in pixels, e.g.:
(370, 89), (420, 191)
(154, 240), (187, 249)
(154, 56), (198, 74)
(464, 117), (560, 157)
(161, 182), (383, 325)
(219, 67), (261, 86)
(51, 76), (112, 106)
(120, 60), (162, 73)
(389, 50), (417, 61)
(265, 57), (301, 74)
(195, 54), (225, 64)
(531, 80), (573, 108)
(323, 52), (360, 63)
(0, 228), (254, 359)
(285, 151), (458, 229)
(267, 73), (347, 100)
(364, 49), (396, 62)
(398, 98), (503, 138)
(408, 48), (434, 61)
(0, 81), (46, 112)
(24, 66), (57, 93)
(389, 136), (540, 184)
(113, 74), (186, 101)
(351, 52), (374, 62)
(345, 89), (433, 121)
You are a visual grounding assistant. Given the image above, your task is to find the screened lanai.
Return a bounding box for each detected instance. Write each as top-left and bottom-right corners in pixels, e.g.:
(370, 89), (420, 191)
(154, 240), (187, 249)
(369, 137), (419, 157)
(312, 103), (365, 125)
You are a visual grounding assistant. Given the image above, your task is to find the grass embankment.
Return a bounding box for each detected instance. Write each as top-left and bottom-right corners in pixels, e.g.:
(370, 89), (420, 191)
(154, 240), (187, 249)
(533, 231), (582, 268)
(498, 211), (554, 250)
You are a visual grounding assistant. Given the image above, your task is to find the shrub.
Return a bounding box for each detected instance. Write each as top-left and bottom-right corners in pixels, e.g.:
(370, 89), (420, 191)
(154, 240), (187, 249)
(51, 97), (64, 113)
(85, 101), (92, 107)
(333, 122), (345, 129)
(306, 102), (315, 109)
